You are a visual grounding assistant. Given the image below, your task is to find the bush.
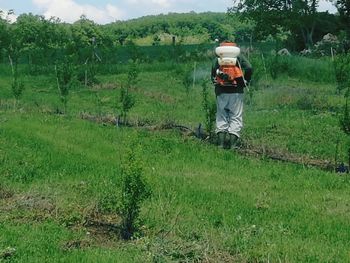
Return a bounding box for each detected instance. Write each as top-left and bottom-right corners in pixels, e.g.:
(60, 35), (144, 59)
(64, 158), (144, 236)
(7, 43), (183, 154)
(55, 58), (76, 114)
(119, 147), (151, 240)
(334, 53), (350, 92)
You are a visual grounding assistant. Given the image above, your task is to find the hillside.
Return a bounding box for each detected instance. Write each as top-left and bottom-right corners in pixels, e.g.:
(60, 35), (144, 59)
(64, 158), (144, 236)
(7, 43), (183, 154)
(102, 12), (236, 45)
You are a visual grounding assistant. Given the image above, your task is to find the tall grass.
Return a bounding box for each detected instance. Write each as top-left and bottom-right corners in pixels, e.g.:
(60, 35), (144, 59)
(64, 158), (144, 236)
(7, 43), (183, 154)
(249, 54), (336, 85)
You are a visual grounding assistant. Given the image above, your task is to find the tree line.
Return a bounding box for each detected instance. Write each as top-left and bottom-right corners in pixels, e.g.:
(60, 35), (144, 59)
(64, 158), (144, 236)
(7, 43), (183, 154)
(230, 0), (349, 51)
(0, 4), (348, 66)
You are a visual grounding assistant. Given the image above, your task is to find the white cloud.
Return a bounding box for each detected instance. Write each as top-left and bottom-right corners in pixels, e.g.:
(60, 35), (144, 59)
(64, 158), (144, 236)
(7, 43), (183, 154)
(32, 0), (125, 24)
(318, 0), (337, 13)
(127, 0), (171, 8)
(0, 8), (18, 23)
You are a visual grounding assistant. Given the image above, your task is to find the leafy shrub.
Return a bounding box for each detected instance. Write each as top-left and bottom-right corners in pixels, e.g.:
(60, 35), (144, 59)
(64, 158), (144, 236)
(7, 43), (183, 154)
(334, 53), (350, 92)
(119, 147), (151, 240)
(11, 78), (24, 102)
(55, 59), (76, 114)
(118, 85), (135, 125)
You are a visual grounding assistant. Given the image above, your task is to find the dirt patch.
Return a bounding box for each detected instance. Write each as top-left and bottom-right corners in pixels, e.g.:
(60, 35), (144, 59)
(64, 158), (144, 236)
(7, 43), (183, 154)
(15, 194), (56, 212)
(83, 212), (121, 240)
(91, 83), (119, 91)
(0, 185), (14, 199)
(238, 142), (334, 171)
(140, 90), (177, 104)
(0, 192), (57, 222)
(62, 239), (91, 251)
(0, 247), (16, 260)
(80, 112), (117, 126)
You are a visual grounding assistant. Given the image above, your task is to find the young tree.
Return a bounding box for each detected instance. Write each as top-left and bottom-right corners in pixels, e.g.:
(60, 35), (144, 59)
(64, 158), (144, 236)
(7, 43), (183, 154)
(118, 61), (138, 125)
(55, 59), (75, 114)
(119, 147), (151, 240)
(201, 80), (216, 140)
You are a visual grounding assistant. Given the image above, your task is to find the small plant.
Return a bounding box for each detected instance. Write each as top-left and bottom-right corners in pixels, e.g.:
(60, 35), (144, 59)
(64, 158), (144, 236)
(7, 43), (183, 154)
(127, 61), (139, 88)
(118, 61), (138, 125)
(119, 147), (151, 240)
(175, 64), (192, 93)
(201, 80), (216, 140)
(55, 59), (75, 114)
(119, 85), (135, 125)
(335, 52), (350, 169)
(8, 55), (24, 107)
(11, 77), (24, 103)
(334, 53), (350, 93)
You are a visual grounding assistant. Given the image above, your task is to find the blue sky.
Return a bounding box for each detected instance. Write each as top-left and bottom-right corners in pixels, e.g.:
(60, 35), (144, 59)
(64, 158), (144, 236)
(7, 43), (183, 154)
(0, 0), (337, 24)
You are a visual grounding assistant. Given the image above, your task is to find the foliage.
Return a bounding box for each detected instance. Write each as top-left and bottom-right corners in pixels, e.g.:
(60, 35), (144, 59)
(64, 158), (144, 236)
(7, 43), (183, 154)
(8, 56), (25, 103)
(104, 12), (238, 44)
(230, 0), (326, 49)
(55, 59), (75, 113)
(264, 54), (335, 83)
(11, 77), (24, 102)
(77, 62), (99, 87)
(119, 146), (151, 240)
(117, 61), (139, 124)
(119, 85), (135, 124)
(340, 92), (350, 134)
(127, 60), (139, 88)
(334, 53), (350, 92)
(201, 80), (216, 138)
(334, 0), (350, 38)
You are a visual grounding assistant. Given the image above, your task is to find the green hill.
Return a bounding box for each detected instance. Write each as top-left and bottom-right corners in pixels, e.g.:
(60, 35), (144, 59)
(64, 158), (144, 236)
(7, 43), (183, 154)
(102, 12), (239, 45)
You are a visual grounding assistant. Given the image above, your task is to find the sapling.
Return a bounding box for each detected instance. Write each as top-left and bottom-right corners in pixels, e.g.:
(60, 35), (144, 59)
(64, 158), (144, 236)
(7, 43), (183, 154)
(201, 80), (216, 141)
(8, 55), (24, 108)
(337, 53), (350, 170)
(55, 59), (75, 114)
(119, 84), (135, 125)
(175, 64), (192, 93)
(118, 61), (138, 125)
(127, 61), (139, 88)
(119, 146), (151, 240)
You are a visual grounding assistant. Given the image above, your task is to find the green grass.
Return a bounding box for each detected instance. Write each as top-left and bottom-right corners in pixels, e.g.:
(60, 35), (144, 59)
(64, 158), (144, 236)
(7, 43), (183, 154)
(1, 113), (350, 262)
(1, 56), (350, 262)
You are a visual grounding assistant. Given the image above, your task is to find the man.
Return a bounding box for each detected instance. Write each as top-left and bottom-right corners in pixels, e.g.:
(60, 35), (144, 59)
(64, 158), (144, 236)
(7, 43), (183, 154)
(211, 41), (253, 149)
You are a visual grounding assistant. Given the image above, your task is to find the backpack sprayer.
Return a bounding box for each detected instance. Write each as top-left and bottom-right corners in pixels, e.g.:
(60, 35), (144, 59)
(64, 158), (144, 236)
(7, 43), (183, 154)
(215, 42), (249, 91)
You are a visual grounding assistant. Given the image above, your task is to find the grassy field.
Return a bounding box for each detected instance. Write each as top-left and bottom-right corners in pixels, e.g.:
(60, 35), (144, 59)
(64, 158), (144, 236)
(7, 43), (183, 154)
(1, 55), (350, 262)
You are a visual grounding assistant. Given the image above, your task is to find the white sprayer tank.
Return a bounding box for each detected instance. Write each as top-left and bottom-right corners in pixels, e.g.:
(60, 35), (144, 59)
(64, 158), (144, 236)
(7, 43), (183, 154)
(215, 46), (241, 66)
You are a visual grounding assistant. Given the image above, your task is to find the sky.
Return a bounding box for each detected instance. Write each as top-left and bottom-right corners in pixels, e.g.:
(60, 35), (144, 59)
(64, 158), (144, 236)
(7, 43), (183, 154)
(0, 0), (337, 24)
